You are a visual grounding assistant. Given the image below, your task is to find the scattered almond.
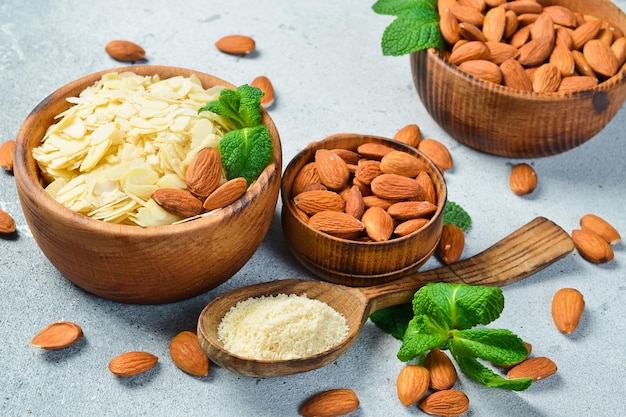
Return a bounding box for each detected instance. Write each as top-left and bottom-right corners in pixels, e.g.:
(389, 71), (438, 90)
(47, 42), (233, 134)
(418, 139), (453, 171)
(299, 388), (359, 417)
(0, 209), (16, 234)
(571, 229), (615, 264)
(397, 365), (430, 406)
(437, 224), (465, 265)
(393, 124), (421, 148)
(0, 140), (15, 171)
(108, 351), (158, 377)
(251, 75), (275, 108)
(169, 331), (209, 377)
(31, 321), (83, 350)
(151, 188), (205, 218)
(579, 214), (621, 245)
(419, 389), (469, 417)
(509, 163), (537, 195)
(424, 348), (458, 391)
(507, 356), (557, 381)
(105, 40), (145, 62)
(552, 288), (585, 334)
(203, 177), (248, 211)
(215, 34), (256, 55)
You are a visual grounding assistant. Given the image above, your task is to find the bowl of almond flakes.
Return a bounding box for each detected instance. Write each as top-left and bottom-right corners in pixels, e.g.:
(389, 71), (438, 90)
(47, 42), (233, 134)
(14, 65), (282, 304)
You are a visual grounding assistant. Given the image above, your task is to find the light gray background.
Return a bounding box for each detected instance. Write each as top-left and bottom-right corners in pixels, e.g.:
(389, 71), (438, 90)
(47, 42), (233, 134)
(1, 1), (625, 416)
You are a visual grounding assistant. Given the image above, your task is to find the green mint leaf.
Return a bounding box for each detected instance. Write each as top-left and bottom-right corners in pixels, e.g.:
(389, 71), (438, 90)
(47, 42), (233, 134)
(218, 125), (273, 185)
(443, 201), (472, 231)
(450, 329), (530, 366)
(198, 84), (264, 130)
(380, 7), (443, 56)
(450, 344), (533, 391)
(370, 303), (414, 340)
(372, 0), (435, 16)
(397, 315), (449, 361)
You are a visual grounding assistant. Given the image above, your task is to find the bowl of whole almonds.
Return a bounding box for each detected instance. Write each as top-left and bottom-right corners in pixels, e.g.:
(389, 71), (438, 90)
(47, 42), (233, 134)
(281, 134), (447, 286)
(411, 0), (626, 157)
(14, 65), (282, 304)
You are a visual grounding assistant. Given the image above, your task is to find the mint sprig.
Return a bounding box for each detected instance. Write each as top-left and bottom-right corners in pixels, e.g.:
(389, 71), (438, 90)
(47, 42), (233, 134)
(372, 0), (444, 56)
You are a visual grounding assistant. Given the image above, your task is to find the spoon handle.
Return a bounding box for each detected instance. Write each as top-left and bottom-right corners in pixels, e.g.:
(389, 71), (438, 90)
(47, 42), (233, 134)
(360, 217), (574, 314)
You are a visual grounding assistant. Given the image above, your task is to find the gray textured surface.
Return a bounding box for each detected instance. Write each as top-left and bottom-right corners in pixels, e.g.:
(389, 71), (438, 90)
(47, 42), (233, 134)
(1, 1), (625, 416)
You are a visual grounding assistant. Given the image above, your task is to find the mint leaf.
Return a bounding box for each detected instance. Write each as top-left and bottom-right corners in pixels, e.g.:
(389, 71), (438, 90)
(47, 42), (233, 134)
(370, 303), (414, 340)
(198, 84), (264, 129)
(397, 315), (449, 361)
(443, 201), (472, 231)
(450, 329), (530, 366)
(372, 0), (435, 15)
(380, 7), (444, 56)
(448, 284), (504, 329)
(450, 345), (533, 391)
(218, 125), (273, 185)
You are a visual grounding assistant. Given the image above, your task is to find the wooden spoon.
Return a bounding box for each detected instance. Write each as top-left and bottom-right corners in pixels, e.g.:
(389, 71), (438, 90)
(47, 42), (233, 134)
(197, 217), (574, 377)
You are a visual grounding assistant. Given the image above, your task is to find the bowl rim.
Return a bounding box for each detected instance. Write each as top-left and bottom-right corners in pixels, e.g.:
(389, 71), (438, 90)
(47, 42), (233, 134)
(14, 65), (282, 237)
(281, 133), (448, 246)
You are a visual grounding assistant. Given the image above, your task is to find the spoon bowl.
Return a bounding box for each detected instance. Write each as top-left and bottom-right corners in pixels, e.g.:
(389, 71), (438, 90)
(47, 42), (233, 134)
(198, 217), (574, 377)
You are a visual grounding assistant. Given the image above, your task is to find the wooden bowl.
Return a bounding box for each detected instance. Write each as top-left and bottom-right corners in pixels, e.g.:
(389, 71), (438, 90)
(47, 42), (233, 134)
(14, 65), (282, 304)
(281, 134), (447, 286)
(411, 0), (626, 157)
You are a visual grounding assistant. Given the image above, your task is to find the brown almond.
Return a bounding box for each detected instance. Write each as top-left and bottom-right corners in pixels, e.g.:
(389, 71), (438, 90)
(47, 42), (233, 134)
(571, 20), (602, 50)
(394, 218), (430, 236)
(0, 140), (15, 171)
(583, 39), (619, 77)
(292, 162), (321, 196)
(509, 163), (538, 195)
(530, 13), (555, 43)
(555, 26), (574, 50)
(393, 124), (421, 148)
(185, 147), (222, 198)
(459, 22), (487, 42)
(424, 348), (458, 391)
(330, 148), (361, 165)
(362, 206), (394, 242)
(388, 201), (438, 221)
(169, 331), (209, 377)
(419, 390), (470, 417)
(31, 321), (83, 350)
(250, 75), (275, 108)
(438, 0), (459, 15)
(299, 388), (360, 417)
(501, 58), (533, 91)
(517, 36), (554, 67)
(572, 50), (597, 77)
(448, 41), (491, 65)
(532, 63), (561, 93)
(440, 8), (462, 45)
(109, 351), (158, 377)
(418, 139), (453, 171)
(516, 12), (540, 27)
(356, 142), (396, 160)
(308, 211), (365, 238)
(215, 34), (256, 55)
(542, 5), (578, 28)
(580, 213), (621, 245)
(0, 209), (16, 234)
(549, 45), (576, 76)
(294, 190), (345, 215)
(355, 159), (381, 185)
(483, 6), (506, 43)
(397, 365), (430, 406)
(501, 0), (543, 14)
(344, 185), (365, 219)
(552, 288), (585, 334)
(504, 9), (519, 39)
(415, 171), (437, 205)
(458, 59), (503, 83)
(509, 25), (531, 49)
(557, 75), (598, 92)
(362, 195), (398, 210)
(486, 41), (519, 64)
(611, 36), (626, 68)
(203, 177), (248, 211)
(458, 0), (486, 12)
(151, 188), (204, 218)
(597, 27), (614, 46)
(449, 5), (485, 27)
(437, 224), (465, 264)
(507, 356), (557, 381)
(371, 174), (424, 200)
(105, 40), (145, 62)
(315, 149), (350, 191)
(571, 229), (615, 263)
(380, 151), (426, 177)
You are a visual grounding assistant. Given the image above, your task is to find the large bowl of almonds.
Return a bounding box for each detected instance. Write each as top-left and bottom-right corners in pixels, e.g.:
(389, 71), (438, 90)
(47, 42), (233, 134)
(14, 65), (282, 304)
(281, 134), (447, 286)
(411, 0), (626, 157)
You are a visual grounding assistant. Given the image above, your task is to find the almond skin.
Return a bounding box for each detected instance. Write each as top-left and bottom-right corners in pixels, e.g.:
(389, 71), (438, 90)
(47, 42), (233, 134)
(424, 348), (458, 391)
(294, 190), (345, 215)
(0, 140), (15, 171)
(308, 210), (365, 238)
(362, 206), (394, 242)
(416, 171), (437, 205)
(250, 75), (275, 108)
(356, 142), (396, 160)
(417, 139), (453, 171)
(215, 34), (256, 55)
(380, 150), (426, 178)
(0, 209), (16, 234)
(394, 218), (429, 237)
(509, 163), (537, 195)
(169, 331), (209, 377)
(507, 356), (557, 381)
(532, 63), (561, 93)
(31, 321), (83, 350)
(355, 159), (382, 185)
(344, 185), (365, 220)
(388, 201), (437, 221)
(583, 39), (619, 77)
(419, 390), (469, 417)
(151, 188), (204, 218)
(315, 149), (350, 191)
(580, 214), (621, 245)
(203, 177), (248, 211)
(557, 76), (598, 92)
(397, 365), (430, 406)
(291, 162), (321, 196)
(109, 351), (158, 377)
(483, 6), (506, 43)
(371, 174), (424, 201)
(571, 229), (615, 264)
(552, 288), (585, 334)
(299, 388), (359, 417)
(105, 40), (145, 62)
(186, 147), (222, 198)
(500, 59), (533, 91)
(437, 224), (465, 264)
(517, 37), (554, 68)
(448, 41), (491, 65)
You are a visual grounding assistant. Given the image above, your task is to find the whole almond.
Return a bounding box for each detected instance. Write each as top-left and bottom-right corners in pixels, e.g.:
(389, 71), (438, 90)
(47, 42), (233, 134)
(371, 174), (424, 200)
(449, 5), (485, 27)
(0, 209), (16, 234)
(552, 288), (585, 334)
(503, 9), (519, 39)
(151, 188), (205, 218)
(308, 211), (365, 238)
(250, 75), (275, 108)
(459, 22), (487, 41)
(418, 139), (453, 171)
(549, 45), (575, 76)
(388, 201), (438, 221)
(509, 163), (537, 195)
(611, 36), (626, 68)
(483, 6), (506, 43)
(424, 348), (458, 391)
(530, 13), (555, 43)
(315, 149), (350, 191)
(571, 20), (602, 50)
(292, 162), (321, 196)
(299, 388), (360, 417)
(169, 331), (209, 377)
(543, 5), (578, 27)
(394, 218), (430, 236)
(557, 76), (598, 92)
(572, 50), (597, 77)
(419, 390), (470, 417)
(509, 25), (531, 49)
(362, 195), (398, 210)
(357, 142), (396, 160)
(0, 140), (15, 171)
(486, 41), (519, 64)
(437, 224), (465, 264)
(448, 41), (491, 65)
(203, 177), (248, 211)
(501, 58), (533, 91)
(580, 213), (621, 244)
(344, 185), (365, 219)
(215, 34), (256, 55)
(571, 229), (615, 263)
(501, 0), (543, 14)
(458, 59), (503, 84)
(516, 13), (540, 27)
(380, 151), (426, 177)
(105, 40), (145, 62)
(583, 39), (619, 77)
(507, 356), (557, 381)
(331, 148), (361, 165)
(362, 206), (394, 242)
(31, 321), (83, 350)
(185, 147), (222, 198)
(355, 159), (381, 185)
(440, 8), (462, 45)
(397, 365), (430, 406)
(109, 351), (158, 377)
(555, 26), (574, 50)
(393, 123), (421, 148)
(416, 171), (437, 205)
(294, 190), (345, 215)
(517, 37), (554, 67)
(532, 63), (561, 93)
